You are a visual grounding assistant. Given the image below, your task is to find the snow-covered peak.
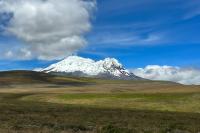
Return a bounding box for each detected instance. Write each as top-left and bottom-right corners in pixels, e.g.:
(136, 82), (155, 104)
(62, 56), (95, 63)
(100, 58), (123, 70)
(40, 56), (134, 78)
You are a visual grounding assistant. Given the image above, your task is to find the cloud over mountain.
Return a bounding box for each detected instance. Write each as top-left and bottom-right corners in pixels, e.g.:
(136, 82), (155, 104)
(132, 65), (200, 85)
(0, 0), (96, 60)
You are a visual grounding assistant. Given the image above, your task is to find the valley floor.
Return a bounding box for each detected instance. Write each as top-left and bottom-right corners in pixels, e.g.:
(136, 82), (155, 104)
(1, 79), (200, 133)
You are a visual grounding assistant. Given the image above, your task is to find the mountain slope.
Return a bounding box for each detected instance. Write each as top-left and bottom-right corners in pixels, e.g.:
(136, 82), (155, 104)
(40, 56), (141, 80)
(0, 70), (91, 86)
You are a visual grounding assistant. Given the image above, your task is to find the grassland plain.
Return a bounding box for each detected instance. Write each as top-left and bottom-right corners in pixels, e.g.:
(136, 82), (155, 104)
(1, 71), (200, 133)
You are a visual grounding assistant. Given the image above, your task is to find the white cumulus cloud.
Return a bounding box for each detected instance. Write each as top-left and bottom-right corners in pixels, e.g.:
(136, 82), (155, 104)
(131, 65), (200, 85)
(0, 0), (96, 60)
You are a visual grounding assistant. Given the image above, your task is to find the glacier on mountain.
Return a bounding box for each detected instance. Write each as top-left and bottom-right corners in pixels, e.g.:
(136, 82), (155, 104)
(40, 56), (139, 79)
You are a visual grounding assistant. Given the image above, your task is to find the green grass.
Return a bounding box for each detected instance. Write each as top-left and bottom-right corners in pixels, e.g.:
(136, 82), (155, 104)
(59, 93), (191, 100)
(1, 93), (200, 133)
(50, 93), (200, 113)
(1, 71), (200, 132)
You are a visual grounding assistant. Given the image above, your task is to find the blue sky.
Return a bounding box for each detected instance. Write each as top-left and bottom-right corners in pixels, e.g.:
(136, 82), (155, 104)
(0, 0), (200, 70)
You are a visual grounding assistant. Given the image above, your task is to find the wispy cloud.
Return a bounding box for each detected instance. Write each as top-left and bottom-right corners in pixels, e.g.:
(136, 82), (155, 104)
(90, 0), (200, 48)
(182, 1), (200, 20)
(88, 32), (164, 46)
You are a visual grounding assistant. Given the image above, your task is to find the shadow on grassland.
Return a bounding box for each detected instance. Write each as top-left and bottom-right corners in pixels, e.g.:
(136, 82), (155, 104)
(0, 70), (94, 88)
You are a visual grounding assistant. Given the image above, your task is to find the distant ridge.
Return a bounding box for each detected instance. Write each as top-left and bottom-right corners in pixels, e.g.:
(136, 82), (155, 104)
(39, 56), (142, 80)
(0, 70), (90, 86)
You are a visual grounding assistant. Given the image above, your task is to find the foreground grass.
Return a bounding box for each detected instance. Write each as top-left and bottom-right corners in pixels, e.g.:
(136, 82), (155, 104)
(22, 92), (200, 113)
(59, 93), (200, 113)
(1, 93), (200, 133)
(1, 71), (200, 132)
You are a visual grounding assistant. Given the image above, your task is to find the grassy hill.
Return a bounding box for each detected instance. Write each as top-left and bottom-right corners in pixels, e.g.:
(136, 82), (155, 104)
(0, 70), (93, 86)
(0, 70), (182, 84)
(0, 71), (200, 132)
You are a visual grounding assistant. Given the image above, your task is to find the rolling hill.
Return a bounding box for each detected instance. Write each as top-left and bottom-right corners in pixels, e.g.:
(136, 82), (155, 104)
(0, 70), (200, 132)
(0, 70), (92, 86)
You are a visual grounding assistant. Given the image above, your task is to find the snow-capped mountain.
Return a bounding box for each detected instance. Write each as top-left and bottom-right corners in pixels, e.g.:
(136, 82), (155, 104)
(39, 56), (141, 80)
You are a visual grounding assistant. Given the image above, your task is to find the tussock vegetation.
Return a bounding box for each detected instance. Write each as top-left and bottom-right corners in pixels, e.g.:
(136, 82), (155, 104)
(1, 93), (200, 133)
(1, 71), (200, 132)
